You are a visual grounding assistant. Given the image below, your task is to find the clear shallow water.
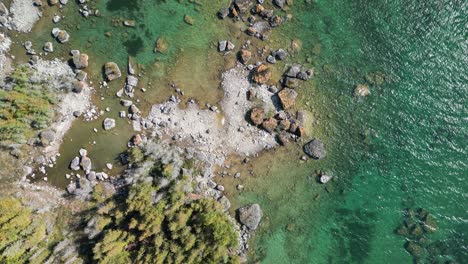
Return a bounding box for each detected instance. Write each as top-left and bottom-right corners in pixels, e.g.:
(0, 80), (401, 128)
(234, 0), (467, 263)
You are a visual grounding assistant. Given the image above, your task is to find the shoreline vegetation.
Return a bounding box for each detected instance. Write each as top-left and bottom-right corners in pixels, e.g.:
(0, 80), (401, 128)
(0, 0), (352, 263)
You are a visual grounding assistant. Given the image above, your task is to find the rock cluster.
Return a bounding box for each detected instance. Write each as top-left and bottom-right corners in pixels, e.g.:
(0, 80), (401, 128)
(51, 28), (70, 43)
(217, 0), (292, 40)
(395, 208), (438, 261)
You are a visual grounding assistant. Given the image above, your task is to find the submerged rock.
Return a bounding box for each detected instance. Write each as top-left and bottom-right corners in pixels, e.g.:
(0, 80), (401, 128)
(355, 84), (370, 96)
(238, 204), (263, 230)
(304, 139), (326, 160)
(154, 37), (168, 54)
(104, 62), (121, 81)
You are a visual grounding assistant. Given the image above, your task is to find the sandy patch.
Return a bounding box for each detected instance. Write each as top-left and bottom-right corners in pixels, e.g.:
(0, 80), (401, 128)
(31, 59), (92, 157)
(145, 66), (278, 172)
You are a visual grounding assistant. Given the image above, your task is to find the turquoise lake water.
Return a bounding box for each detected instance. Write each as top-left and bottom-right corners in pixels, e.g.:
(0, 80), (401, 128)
(237, 0), (467, 263)
(35, 0), (467, 262)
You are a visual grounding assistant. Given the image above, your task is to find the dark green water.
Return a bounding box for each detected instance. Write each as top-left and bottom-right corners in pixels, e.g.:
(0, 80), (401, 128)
(234, 0), (467, 263)
(34, 0), (467, 262)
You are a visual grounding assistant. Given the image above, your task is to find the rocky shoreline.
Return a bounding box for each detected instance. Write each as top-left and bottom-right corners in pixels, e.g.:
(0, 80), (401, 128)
(0, 0), (333, 261)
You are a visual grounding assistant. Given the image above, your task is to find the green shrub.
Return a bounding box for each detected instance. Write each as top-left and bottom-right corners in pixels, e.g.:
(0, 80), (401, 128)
(0, 66), (56, 144)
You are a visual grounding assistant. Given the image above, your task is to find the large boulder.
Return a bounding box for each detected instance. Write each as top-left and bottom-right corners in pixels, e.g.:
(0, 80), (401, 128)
(249, 107), (265, 125)
(286, 64), (301, 78)
(0, 2), (8, 16)
(238, 204), (263, 230)
(81, 156), (92, 171)
(53, 29), (69, 43)
(73, 53), (89, 69)
(103, 118), (116, 130)
(304, 139), (326, 160)
(72, 81), (85, 93)
(277, 88), (297, 109)
(262, 118), (277, 133)
(40, 129), (55, 146)
(104, 62), (121, 81)
(70, 157), (80, 171)
(252, 64), (271, 84)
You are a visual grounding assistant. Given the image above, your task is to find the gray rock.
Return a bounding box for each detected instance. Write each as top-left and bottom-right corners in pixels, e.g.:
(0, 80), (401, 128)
(24, 41), (32, 50)
(104, 62), (121, 81)
(66, 182), (77, 194)
(319, 174), (332, 184)
(238, 204), (263, 230)
(76, 71), (87, 81)
(217, 7), (229, 19)
(218, 196), (231, 211)
(72, 81), (85, 93)
(79, 148), (87, 157)
(286, 65), (301, 78)
(234, 0), (254, 13)
(52, 15), (60, 23)
(87, 171), (96, 181)
(54, 29), (70, 43)
(218, 40), (227, 52)
(273, 0), (285, 8)
(304, 139), (326, 160)
(297, 71), (309, 81)
(102, 118), (116, 130)
(70, 157), (80, 171)
(120, 99), (133, 107)
(127, 75), (138, 86)
(70, 49), (80, 56)
(81, 156), (92, 171)
(43, 42), (54, 52)
(40, 129), (55, 146)
(275, 49), (287, 60)
(0, 2), (8, 16)
(226, 41), (235, 51)
(266, 55), (276, 64)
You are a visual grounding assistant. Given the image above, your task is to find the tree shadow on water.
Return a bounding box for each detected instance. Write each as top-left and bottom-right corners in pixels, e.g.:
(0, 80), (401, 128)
(123, 37), (144, 57)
